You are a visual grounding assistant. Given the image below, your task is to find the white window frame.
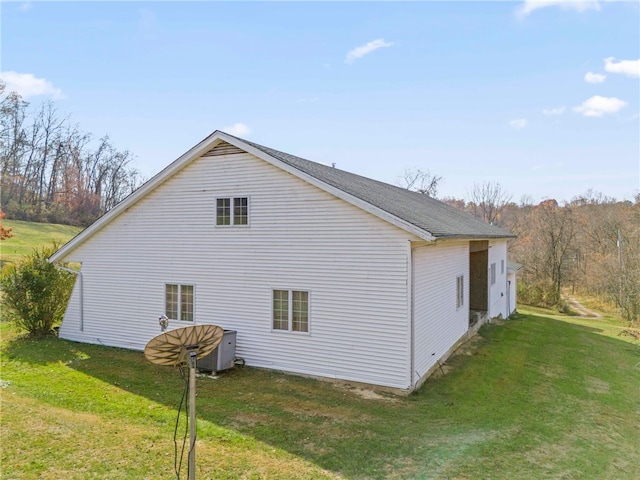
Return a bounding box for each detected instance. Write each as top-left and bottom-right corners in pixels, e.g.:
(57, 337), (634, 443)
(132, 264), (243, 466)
(216, 196), (250, 226)
(271, 288), (310, 334)
(165, 283), (195, 322)
(456, 275), (464, 309)
(490, 263), (496, 286)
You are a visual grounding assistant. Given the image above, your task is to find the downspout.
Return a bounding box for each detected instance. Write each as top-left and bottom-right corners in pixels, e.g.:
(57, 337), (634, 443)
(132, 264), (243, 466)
(55, 265), (83, 332)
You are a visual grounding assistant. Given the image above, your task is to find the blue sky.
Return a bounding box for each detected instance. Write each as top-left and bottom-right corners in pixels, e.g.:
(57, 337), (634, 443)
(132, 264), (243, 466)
(2, 1), (639, 202)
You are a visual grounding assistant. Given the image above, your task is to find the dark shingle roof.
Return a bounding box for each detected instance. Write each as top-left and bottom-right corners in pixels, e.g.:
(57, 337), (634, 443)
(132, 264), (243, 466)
(233, 135), (514, 240)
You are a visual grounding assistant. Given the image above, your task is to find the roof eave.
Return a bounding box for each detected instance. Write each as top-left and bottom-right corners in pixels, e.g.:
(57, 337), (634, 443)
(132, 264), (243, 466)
(435, 233), (517, 240)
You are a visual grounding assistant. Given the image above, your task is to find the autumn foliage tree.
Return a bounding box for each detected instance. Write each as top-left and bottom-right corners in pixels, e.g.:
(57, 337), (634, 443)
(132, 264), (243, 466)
(441, 184), (639, 320)
(0, 209), (12, 240)
(0, 81), (142, 226)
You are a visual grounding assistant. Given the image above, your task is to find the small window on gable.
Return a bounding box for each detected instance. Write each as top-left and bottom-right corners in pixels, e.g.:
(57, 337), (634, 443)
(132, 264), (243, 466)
(216, 197), (249, 226)
(166, 284), (194, 322)
(456, 275), (464, 309)
(501, 259), (505, 275)
(490, 263), (496, 285)
(273, 289), (309, 333)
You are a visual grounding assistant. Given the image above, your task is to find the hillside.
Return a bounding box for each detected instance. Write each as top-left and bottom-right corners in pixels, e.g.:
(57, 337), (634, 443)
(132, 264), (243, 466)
(0, 220), (82, 265)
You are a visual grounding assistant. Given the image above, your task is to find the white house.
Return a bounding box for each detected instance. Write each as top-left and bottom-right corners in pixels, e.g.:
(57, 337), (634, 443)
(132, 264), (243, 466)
(50, 131), (515, 392)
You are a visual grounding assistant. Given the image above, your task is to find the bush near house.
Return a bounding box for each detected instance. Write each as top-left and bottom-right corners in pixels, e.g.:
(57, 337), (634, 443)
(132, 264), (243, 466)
(0, 244), (75, 334)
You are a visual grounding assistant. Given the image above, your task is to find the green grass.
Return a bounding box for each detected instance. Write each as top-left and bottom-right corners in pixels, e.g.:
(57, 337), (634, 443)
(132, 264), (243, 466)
(2, 309), (639, 479)
(0, 220), (82, 266)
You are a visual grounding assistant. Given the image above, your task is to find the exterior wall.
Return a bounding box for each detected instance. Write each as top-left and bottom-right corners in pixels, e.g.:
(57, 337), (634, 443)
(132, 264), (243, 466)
(412, 241), (469, 387)
(487, 239), (508, 318)
(58, 152), (416, 389)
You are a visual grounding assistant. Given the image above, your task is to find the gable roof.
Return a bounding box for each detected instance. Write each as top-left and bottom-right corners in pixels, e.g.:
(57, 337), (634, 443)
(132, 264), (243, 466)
(50, 130), (513, 262)
(235, 135), (514, 240)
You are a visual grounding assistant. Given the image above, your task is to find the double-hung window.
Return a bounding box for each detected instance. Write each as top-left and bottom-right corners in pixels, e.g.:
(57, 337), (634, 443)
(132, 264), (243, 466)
(456, 275), (464, 309)
(273, 289), (309, 333)
(165, 284), (194, 322)
(216, 197), (248, 226)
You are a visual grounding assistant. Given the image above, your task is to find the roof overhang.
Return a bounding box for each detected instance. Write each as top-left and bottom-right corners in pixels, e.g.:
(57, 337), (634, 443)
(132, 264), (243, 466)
(508, 261), (524, 273)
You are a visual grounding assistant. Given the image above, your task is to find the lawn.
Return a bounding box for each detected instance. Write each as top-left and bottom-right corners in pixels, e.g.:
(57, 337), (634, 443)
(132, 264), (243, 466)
(1, 309), (639, 479)
(0, 220), (82, 266)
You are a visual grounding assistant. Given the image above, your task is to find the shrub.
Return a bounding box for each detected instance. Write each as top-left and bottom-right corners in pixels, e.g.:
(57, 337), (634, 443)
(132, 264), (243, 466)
(518, 280), (562, 309)
(0, 244), (75, 335)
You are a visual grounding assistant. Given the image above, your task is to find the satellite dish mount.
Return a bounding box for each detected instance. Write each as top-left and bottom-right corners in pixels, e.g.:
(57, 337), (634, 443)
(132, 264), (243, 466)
(144, 324), (224, 480)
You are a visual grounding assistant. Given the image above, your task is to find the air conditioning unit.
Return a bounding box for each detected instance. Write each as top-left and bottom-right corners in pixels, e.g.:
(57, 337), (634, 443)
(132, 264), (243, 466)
(197, 329), (237, 373)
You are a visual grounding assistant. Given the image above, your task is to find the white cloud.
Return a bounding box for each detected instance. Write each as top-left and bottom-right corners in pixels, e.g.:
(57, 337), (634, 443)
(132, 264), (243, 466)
(345, 39), (393, 64)
(516, 0), (600, 18)
(573, 95), (627, 117)
(0, 71), (64, 99)
(509, 118), (529, 129)
(222, 123), (251, 136)
(604, 57), (640, 78)
(543, 106), (566, 116)
(584, 72), (606, 83)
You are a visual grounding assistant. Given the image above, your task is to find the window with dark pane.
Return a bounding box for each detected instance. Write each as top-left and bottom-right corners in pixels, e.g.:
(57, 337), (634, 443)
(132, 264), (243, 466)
(233, 197), (248, 225)
(273, 289), (289, 330)
(165, 284), (179, 320)
(292, 291), (309, 332)
(456, 276), (464, 309)
(216, 198), (231, 225)
(165, 284), (194, 322)
(180, 285), (194, 322)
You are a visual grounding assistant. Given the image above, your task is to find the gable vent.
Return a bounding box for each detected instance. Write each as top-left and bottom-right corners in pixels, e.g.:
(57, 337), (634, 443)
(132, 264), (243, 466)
(202, 141), (245, 157)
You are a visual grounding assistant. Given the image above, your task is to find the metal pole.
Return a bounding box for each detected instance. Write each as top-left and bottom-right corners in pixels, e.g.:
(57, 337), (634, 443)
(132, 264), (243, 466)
(188, 351), (197, 480)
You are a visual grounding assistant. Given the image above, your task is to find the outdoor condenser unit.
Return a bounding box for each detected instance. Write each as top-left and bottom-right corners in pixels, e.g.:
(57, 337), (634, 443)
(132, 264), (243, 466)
(197, 329), (237, 373)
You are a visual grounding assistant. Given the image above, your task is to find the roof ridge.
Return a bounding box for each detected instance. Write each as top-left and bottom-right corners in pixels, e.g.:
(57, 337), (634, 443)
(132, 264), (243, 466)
(223, 132), (514, 239)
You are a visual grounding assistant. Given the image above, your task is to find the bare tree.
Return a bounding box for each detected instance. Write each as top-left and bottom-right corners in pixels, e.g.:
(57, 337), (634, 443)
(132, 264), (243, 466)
(0, 83), (29, 206)
(397, 167), (442, 197)
(0, 82), (143, 226)
(467, 181), (512, 226)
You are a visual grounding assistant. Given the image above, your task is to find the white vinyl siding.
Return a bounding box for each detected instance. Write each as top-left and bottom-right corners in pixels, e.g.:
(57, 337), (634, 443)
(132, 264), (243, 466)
(58, 151), (414, 389)
(413, 242), (469, 384)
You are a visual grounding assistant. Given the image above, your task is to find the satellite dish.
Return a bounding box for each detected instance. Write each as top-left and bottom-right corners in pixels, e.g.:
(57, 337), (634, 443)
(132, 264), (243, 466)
(144, 324), (224, 367)
(144, 324), (224, 480)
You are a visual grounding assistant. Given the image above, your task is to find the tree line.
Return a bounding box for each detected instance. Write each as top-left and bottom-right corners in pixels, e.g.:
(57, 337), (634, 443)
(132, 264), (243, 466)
(1, 88), (637, 325)
(401, 171), (640, 324)
(0, 82), (142, 226)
